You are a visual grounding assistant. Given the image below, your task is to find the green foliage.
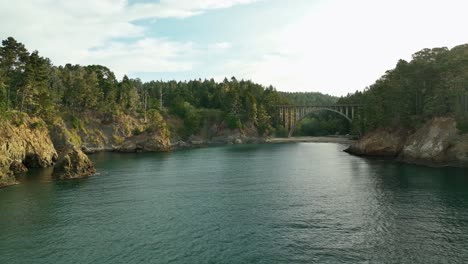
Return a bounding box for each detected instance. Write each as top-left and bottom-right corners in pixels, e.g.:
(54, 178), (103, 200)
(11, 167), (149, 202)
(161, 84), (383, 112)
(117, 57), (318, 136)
(293, 112), (350, 137)
(29, 120), (46, 130)
(69, 115), (84, 130)
(225, 113), (242, 129)
(0, 36), (356, 138)
(457, 116), (468, 134)
(132, 127), (144, 136)
(339, 45), (468, 133)
(274, 126), (288, 138)
(146, 109), (169, 138)
(280, 92), (338, 105)
(5, 111), (28, 127)
(172, 102), (201, 137)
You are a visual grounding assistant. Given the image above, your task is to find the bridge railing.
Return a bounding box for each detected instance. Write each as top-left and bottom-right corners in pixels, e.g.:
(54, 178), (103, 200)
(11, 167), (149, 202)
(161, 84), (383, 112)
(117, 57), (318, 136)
(275, 104), (361, 108)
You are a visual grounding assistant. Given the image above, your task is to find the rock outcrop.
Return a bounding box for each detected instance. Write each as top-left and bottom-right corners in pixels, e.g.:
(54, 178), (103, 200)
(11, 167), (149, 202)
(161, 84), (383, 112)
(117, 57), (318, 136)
(0, 113), (58, 187)
(0, 154), (15, 187)
(50, 112), (172, 154)
(52, 145), (96, 180)
(344, 128), (408, 157)
(399, 118), (459, 165)
(346, 117), (468, 167)
(167, 120), (264, 150)
(117, 131), (171, 152)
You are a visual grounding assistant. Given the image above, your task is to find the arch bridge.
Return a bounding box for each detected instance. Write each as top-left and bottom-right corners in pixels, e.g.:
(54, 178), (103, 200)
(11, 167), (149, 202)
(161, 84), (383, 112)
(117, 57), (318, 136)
(277, 104), (360, 137)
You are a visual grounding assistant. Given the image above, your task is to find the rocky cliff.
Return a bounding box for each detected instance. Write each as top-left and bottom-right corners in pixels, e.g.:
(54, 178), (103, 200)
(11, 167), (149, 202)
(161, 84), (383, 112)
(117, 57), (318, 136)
(0, 113), (58, 187)
(0, 110), (264, 187)
(50, 112), (171, 154)
(346, 117), (468, 167)
(345, 128), (408, 157)
(53, 145), (96, 180)
(0, 111), (172, 187)
(171, 121), (264, 149)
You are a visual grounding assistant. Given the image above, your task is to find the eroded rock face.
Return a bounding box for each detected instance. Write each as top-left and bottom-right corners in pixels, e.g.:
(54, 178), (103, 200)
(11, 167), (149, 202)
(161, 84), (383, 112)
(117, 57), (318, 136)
(0, 114), (58, 187)
(117, 131), (171, 153)
(399, 118), (459, 165)
(346, 117), (468, 167)
(209, 122), (263, 145)
(53, 145), (96, 180)
(0, 117), (58, 167)
(447, 134), (468, 166)
(9, 160), (28, 174)
(345, 128), (408, 157)
(0, 154), (16, 187)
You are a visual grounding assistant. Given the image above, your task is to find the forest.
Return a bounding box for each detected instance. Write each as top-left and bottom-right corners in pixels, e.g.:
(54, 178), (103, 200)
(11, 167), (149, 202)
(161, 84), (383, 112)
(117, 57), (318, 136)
(0, 37), (347, 137)
(2, 36), (466, 138)
(339, 45), (468, 134)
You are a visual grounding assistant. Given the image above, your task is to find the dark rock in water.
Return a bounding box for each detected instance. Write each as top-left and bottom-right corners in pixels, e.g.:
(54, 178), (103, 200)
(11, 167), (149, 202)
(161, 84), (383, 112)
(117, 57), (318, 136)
(9, 160), (28, 174)
(171, 140), (191, 150)
(53, 145), (96, 180)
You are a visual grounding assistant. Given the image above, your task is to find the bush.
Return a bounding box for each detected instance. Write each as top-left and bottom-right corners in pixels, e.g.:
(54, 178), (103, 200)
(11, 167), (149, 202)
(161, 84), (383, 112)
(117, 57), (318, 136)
(225, 114), (241, 129)
(457, 117), (468, 134)
(69, 115), (84, 130)
(30, 120), (45, 130)
(274, 126), (288, 137)
(132, 127), (143, 136)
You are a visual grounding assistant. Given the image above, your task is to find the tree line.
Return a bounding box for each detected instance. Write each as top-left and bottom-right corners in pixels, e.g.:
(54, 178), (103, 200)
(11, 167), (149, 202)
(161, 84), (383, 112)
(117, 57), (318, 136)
(338, 45), (468, 133)
(0, 37), (296, 137)
(10, 37), (464, 137)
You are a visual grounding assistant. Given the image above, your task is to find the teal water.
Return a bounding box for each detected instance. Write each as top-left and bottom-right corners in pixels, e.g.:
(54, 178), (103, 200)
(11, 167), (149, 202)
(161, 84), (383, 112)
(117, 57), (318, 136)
(1, 143), (468, 263)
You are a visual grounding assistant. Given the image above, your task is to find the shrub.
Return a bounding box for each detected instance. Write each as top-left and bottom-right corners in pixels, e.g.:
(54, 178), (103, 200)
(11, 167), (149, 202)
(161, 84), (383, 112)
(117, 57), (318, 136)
(30, 120), (45, 130)
(457, 117), (468, 134)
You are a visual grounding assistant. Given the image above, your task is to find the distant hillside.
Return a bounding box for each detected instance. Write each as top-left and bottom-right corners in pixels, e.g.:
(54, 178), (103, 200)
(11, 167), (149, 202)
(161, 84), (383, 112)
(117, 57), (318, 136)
(280, 92), (338, 105)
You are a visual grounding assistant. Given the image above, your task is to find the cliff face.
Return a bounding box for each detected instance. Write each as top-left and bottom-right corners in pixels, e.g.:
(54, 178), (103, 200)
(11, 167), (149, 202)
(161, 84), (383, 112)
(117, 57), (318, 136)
(346, 117), (468, 167)
(0, 113), (58, 187)
(171, 120), (264, 149)
(0, 110), (262, 187)
(345, 128), (408, 157)
(399, 118), (459, 165)
(53, 145), (96, 180)
(0, 111), (172, 187)
(52, 112), (171, 154)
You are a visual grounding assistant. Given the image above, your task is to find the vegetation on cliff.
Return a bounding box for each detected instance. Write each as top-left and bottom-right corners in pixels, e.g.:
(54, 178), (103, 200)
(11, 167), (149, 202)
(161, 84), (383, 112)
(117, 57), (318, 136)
(0, 37), (289, 139)
(0, 37), (352, 141)
(339, 45), (468, 134)
(0, 36), (343, 185)
(0, 112), (58, 186)
(342, 44), (468, 166)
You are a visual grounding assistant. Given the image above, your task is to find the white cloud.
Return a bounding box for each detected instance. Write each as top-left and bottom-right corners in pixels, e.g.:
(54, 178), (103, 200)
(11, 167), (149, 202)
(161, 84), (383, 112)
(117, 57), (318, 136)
(216, 0), (468, 95)
(0, 0), (257, 78)
(1, 0), (467, 95)
(83, 38), (196, 77)
(126, 0), (259, 20)
(210, 42), (232, 51)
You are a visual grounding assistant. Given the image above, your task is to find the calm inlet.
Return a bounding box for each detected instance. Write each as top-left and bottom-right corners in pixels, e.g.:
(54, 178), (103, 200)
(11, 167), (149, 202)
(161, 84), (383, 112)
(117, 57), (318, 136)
(1, 143), (468, 263)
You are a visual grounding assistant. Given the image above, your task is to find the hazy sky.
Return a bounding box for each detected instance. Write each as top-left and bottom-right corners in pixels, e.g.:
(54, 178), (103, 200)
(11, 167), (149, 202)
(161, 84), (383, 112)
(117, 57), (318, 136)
(1, 0), (467, 96)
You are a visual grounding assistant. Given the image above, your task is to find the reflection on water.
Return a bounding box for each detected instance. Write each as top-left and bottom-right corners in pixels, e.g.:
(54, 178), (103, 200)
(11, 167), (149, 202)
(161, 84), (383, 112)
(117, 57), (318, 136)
(1, 143), (468, 263)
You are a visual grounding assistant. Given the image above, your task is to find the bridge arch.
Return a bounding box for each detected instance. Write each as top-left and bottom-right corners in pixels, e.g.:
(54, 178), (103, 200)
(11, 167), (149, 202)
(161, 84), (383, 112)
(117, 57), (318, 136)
(277, 104), (360, 138)
(288, 108), (352, 137)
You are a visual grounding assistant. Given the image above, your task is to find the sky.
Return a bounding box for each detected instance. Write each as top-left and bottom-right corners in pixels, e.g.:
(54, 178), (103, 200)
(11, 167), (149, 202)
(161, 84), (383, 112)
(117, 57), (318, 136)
(0, 0), (467, 96)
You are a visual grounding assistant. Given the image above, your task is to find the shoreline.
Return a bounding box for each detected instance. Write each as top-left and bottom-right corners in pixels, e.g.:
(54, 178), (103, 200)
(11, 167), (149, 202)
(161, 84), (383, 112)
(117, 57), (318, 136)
(267, 136), (357, 144)
(85, 136), (357, 154)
